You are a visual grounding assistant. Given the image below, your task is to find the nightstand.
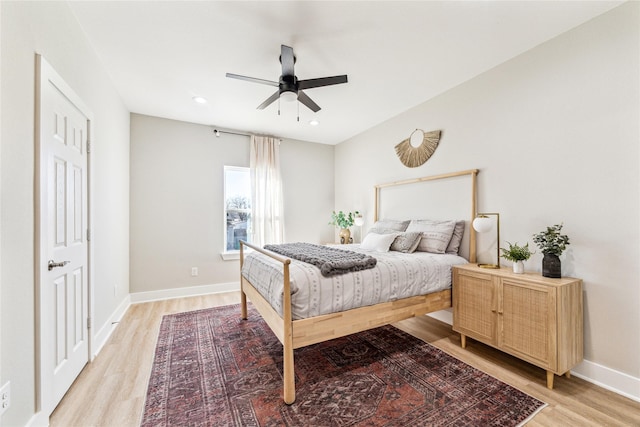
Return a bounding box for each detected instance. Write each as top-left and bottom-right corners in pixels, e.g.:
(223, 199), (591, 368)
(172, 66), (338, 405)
(452, 263), (583, 389)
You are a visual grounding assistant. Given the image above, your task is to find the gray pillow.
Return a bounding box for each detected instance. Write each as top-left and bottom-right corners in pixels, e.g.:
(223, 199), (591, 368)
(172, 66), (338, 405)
(368, 227), (404, 235)
(390, 231), (423, 253)
(446, 220), (466, 254)
(406, 219), (457, 254)
(370, 219), (410, 234)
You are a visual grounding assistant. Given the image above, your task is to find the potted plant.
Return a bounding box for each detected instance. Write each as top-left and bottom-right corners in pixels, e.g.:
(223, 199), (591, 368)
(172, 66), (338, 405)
(500, 242), (533, 274)
(329, 210), (360, 244)
(532, 224), (570, 278)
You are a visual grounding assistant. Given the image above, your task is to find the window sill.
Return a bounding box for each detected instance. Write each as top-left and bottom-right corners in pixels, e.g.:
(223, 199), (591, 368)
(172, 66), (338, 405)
(220, 248), (253, 261)
(220, 251), (240, 261)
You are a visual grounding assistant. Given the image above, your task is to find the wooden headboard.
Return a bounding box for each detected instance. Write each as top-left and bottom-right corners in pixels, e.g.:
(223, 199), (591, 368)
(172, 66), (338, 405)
(373, 169), (479, 262)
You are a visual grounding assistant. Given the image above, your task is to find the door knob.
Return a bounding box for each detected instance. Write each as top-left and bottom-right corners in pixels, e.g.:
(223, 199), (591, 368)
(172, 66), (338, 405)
(48, 260), (70, 271)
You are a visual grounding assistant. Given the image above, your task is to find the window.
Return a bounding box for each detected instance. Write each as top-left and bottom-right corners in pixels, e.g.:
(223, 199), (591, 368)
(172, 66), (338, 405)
(224, 166), (251, 252)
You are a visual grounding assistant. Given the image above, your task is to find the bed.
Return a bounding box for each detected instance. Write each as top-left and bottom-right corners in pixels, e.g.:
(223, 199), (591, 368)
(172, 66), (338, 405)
(239, 169), (479, 404)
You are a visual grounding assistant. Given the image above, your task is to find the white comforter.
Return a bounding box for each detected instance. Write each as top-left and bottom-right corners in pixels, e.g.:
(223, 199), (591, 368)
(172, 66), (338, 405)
(241, 244), (468, 320)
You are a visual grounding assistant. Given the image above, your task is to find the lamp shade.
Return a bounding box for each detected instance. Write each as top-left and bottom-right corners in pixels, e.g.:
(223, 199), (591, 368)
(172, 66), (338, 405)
(473, 216), (493, 233)
(354, 215), (364, 227)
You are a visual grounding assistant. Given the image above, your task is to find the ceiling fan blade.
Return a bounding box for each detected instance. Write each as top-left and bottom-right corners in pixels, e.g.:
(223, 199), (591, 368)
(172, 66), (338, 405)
(226, 73), (278, 87)
(297, 91), (321, 112)
(280, 45), (295, 76)
(298, 75), (348, 90)
(257, 90), (281, 110)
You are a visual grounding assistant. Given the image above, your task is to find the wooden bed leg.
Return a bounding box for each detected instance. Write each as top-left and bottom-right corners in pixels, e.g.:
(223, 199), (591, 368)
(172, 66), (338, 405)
(240, 242), (247, 320)
(460, 334), (467, 349)
(283, 336), (295, 404)
(240, 290), (247, 320)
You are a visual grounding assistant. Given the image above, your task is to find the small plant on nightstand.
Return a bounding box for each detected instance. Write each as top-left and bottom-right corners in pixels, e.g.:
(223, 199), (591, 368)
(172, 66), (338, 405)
(500, 242), (533, 274)
(329, 210), (360, 244)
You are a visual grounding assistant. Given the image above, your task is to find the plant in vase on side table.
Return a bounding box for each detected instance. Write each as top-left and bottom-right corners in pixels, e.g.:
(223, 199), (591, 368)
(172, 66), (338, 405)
(533, 223), (570, 278)
(329, 210), (360, 244)
(500, 241), (534, 274)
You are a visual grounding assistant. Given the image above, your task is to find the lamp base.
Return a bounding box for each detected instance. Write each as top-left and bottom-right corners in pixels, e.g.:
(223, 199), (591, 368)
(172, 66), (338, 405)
(477, 263), (500, 269)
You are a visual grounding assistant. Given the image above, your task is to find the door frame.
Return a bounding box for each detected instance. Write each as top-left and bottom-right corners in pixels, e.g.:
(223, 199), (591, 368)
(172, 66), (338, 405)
(34, 54), (95, 417)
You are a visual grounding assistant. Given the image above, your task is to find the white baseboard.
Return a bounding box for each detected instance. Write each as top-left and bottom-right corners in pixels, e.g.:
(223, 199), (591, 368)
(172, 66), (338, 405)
(423, 308), (640, 403)
(89, 283), (240, 361)
(572, 359), (640, 402)
(25, 410), (49, 427)
(91, 294), (131, 359)
(130, 282), (240, 304)
(426, 308), (453, 325)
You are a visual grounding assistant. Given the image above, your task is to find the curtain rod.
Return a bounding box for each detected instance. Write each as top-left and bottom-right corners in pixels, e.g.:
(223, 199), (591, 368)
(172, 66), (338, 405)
(212, 128), (249, 137)
(212, 128), (282, 141)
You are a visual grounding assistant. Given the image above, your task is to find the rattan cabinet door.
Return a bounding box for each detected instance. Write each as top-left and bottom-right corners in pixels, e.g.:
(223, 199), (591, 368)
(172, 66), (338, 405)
(499, 279), (556, 370)
(453, 269), (498, 346)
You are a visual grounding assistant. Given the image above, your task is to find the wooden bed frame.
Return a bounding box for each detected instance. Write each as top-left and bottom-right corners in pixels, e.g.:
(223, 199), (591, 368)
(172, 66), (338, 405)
(239, 168), (479, 404)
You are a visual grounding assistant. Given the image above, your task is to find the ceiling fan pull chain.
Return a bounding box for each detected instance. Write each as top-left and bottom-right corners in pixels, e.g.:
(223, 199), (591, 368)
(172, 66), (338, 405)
(278, 97), (281, 116)
(297, 100), (300, 122)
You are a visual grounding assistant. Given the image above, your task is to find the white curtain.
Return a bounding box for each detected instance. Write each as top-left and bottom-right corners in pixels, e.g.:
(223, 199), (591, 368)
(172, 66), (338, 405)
(250, 135), (284, 246)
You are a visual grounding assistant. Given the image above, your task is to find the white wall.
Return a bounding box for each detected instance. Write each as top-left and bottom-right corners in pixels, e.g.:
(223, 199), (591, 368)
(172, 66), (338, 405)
(0, 1), (3, 412)
(280, 135), (336, 244)
(335, 2), (639, 397)
(0, 2), (130, 425)
(129, 114), (334, 295)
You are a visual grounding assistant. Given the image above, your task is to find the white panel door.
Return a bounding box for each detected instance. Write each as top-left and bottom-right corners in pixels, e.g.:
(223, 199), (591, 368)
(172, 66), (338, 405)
(37, 56), (90, 416)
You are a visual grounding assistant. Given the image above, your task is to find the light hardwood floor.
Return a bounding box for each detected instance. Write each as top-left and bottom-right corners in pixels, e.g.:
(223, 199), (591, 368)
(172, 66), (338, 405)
(51, 291), (640, 426)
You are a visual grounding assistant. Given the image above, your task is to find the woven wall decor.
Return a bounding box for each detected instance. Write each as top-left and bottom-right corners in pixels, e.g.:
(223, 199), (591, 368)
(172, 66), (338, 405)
(395, 129), (441, 168)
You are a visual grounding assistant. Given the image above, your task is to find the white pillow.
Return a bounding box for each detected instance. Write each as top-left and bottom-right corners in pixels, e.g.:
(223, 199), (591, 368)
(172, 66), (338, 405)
(361, 232), (399, 252)
(406, 219), (457, 254)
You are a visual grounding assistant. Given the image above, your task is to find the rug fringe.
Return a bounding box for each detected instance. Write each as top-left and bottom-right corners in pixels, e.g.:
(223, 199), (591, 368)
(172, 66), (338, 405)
(517, 402), (548, 427)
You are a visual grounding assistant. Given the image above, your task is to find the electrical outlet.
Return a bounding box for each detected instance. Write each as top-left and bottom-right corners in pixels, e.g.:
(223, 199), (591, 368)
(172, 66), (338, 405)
(191, 267), (198, 277)
(0, 381), (10, 415)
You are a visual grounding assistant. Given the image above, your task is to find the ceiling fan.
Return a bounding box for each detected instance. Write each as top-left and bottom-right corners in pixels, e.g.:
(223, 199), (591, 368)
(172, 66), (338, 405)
(226, 44), (348, 114)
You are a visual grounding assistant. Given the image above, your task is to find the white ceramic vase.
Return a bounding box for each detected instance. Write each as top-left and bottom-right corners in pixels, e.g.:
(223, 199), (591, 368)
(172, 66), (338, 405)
(513, 260), (524, 274)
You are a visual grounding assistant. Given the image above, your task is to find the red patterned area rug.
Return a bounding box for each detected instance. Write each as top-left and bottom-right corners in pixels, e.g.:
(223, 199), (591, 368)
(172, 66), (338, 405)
(142, 304), (545, 426)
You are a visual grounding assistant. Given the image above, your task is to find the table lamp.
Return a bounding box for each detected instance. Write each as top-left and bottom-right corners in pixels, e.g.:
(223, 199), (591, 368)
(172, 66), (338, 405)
(354, 212), (364, 243)
(472, 212), (500, 269)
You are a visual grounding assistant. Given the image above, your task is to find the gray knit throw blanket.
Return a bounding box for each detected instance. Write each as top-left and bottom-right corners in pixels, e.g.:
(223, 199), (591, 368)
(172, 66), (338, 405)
(263, 242), (377, 277)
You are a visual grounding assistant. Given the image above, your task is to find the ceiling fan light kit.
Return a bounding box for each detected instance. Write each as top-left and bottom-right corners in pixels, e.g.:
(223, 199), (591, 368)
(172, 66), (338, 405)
(280, 91), (297, 103)
(227, 44), (348, 117)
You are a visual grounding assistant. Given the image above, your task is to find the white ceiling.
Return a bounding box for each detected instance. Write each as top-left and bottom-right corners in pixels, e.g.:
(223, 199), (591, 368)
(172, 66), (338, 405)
(68, 1), (622, 145)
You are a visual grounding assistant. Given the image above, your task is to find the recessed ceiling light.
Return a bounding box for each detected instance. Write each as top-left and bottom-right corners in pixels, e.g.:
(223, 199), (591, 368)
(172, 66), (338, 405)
(309, 119), (319, 126)
(192, 96), (207, 104)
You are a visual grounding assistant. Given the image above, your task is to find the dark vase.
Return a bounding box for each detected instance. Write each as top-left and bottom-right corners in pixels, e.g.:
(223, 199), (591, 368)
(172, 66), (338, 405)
(542, 253), (561, 278)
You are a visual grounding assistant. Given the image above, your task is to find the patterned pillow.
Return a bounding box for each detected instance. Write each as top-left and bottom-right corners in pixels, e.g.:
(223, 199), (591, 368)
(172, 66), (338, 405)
(406, 219), (457, 254)
(390, 231), (423, 253)
(446, 220), (466, 254)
